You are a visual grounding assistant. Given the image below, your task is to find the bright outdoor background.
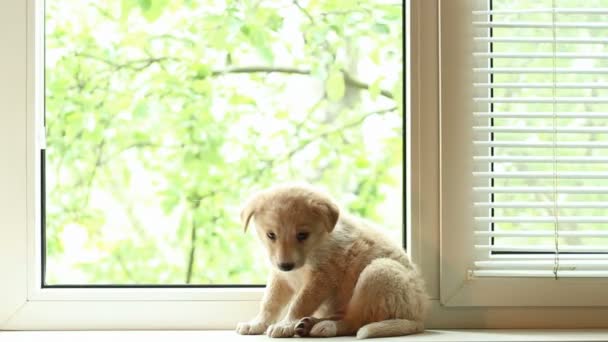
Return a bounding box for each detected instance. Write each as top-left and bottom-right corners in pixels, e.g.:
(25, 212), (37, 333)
(44, 0), (404, 285)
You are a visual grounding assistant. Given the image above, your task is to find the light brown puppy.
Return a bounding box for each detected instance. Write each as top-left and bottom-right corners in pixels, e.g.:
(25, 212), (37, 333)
(235, 183), (428, 339)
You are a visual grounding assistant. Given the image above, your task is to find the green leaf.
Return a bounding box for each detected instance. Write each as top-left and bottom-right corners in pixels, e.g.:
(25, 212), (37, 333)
(322, 0), (358, 12)
(355, 156), (370, 168)
(137, 0), (151, 12)
(255, 44), (274, 64)
(133, 102), (148, 119)
(122, 165), (131, 184)
(193, 63), (212, 79)
(229, 94), (256, 105)
(138, 0), (167, 22)
(240, 24), (274, 64)
(325, 70), (346, 102)
(266, 13), (284, 32)
(160, 190), (180, 215)
(133, 131), (149, 142)
(192, 80), (210, 94)
(372, 23), (390, 34)
(369, 78), (383, 100)
(370, 48), (381, 65)
(274, 110), (288, 119)
(121, 0), (137, 21)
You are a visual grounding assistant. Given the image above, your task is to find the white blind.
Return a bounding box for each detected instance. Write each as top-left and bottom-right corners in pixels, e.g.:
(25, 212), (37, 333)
(471, 0), (608, 278)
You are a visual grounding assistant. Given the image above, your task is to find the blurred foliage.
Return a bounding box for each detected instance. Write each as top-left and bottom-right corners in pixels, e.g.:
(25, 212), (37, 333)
(45, 0), (404, 284)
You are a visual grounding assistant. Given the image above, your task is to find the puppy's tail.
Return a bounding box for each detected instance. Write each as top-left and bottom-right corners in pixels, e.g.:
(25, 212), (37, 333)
(356, 319), (424, 339)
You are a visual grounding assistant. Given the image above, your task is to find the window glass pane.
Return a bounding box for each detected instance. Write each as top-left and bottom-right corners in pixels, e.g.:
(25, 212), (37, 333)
(45, 0), (404, 285)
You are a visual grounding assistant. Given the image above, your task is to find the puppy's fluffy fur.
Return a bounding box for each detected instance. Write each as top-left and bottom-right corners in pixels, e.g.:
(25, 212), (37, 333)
(236, 184), (428, 339)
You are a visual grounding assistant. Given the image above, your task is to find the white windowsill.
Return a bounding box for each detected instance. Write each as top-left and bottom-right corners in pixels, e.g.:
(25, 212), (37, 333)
(2, 330), (608, 341)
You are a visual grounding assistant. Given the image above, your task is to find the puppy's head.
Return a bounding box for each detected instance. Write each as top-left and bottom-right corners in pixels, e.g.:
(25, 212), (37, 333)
(240, 183), (339, 272)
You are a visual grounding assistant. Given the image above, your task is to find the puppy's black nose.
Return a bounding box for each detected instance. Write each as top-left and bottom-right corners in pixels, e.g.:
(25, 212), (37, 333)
(278, 263), (295, 271)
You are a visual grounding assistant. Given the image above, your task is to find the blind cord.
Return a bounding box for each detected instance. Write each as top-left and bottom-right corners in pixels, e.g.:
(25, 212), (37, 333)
(552, 0), (560, 280)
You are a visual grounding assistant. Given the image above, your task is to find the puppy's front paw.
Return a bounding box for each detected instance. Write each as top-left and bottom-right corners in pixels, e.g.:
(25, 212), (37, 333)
(236, 320), (268, 335)
(266, 321), (296, 338)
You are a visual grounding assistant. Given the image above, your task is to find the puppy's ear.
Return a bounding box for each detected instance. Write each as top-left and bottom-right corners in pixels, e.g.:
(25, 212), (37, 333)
(241, 206), (255, 233)
(240, 192), (263, 232)
(309, 196), (340, 233)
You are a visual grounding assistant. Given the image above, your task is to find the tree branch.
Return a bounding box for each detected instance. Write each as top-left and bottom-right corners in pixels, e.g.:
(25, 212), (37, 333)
(75, 52), (177, 71)
(292, 0), (315, 23)
(210, 65), (310, 76)
(342, 71), (394, 100)
(184, 191), (217, 283)
(114, 251), (134, 281)
(285, 106), (397, 160)
(212, 66), (394, 100)
(74, 53), (396, 100)
(185, 210), (198, 284)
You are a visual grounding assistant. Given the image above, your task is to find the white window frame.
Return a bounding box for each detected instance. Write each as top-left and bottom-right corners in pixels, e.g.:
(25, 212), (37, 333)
(3, 0), (608, 331)
(0, 0), (413, 330)
(0, 0), (263, 330)
(438, 0), (608, 308)
(409, 0), (608, 328)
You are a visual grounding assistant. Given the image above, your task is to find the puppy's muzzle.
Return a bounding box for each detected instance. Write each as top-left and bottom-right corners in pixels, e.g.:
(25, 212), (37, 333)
(278, 263), (295, 272)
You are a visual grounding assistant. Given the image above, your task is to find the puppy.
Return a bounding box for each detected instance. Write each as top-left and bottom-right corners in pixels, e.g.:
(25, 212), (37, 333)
(235, 183), (428, 339)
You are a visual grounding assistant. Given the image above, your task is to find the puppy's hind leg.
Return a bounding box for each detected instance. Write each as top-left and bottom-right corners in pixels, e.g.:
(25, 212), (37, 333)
(310, 258), (427, 339)
(308, 319), (357, 338)
(295, 314), (345, 337)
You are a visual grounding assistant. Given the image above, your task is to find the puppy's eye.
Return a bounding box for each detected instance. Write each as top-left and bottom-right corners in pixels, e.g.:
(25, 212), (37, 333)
(296, 232), (309, 242)
(267, 232), (276, 241)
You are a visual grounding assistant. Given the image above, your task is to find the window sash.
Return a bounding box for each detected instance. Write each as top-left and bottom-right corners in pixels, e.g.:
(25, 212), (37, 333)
(0, 0), (265, 329)
(0, 0), (411, 330)
(439, 0), (608, 307)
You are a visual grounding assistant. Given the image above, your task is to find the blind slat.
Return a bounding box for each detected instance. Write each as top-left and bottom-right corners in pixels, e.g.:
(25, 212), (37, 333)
(474, 21), (608, 28)
(474, 67), (608, 74)
(474, 112), (608, 118)
(475, 245), (608, 253)
(474, 231), (608, 237)
(474, 126), (608, 133)
(474, 156), (608, 163)
(473, 186), (608, 193)
(474, 141), (608, 148)
(475, 260), (608, 269)
(489, 254), (608, 260)
(475, 37), (608, 44)
(474, 202), (608, 208)
(474, 83), (608, 89)
(473, 9), (608, 15)
(474, 217), (608, 223)
(474, 97), (608, 103)
(470, 270), (608, 278)
(473, 171), (608, 179)
(474, 52), (608, 59)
